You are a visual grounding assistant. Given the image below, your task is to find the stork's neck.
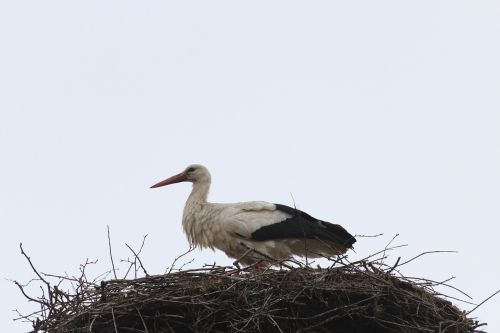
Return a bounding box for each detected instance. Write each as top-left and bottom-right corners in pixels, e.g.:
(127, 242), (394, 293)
(182, 178), (214, 249)
(187, 179), (211, 204)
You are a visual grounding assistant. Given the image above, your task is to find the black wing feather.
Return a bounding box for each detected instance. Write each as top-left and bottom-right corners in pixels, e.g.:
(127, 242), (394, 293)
(250, 204), (356, 248)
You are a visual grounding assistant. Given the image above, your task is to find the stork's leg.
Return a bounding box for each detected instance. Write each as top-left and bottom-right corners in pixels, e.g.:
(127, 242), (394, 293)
(232, 248), (254, 268)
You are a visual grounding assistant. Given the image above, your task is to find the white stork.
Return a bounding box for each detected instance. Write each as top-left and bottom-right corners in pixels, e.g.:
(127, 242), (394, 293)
(151, 164), (356, 266)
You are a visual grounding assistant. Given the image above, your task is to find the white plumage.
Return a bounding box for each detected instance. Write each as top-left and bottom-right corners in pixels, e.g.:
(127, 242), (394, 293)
(151, 164), (356, 266)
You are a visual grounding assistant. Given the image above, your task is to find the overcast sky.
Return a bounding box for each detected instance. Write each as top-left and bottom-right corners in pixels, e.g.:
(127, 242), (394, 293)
(1, 1), (499, 332)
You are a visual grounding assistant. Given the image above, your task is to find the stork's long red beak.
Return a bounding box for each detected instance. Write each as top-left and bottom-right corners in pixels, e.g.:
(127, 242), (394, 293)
(150, 172), (188, 188)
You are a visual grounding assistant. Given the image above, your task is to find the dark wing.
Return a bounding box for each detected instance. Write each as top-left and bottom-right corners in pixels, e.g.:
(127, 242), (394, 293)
(250, 203), (356, 248)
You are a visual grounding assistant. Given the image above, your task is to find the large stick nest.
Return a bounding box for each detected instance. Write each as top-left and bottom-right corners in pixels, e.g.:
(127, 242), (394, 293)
(18, 256), (482, 333)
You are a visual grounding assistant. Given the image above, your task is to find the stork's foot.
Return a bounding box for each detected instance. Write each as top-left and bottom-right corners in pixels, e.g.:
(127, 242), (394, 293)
(251, 260), (268, 270)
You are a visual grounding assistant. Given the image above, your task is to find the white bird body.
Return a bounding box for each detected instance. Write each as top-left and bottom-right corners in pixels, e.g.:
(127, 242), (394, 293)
(151, 164), (356, 265)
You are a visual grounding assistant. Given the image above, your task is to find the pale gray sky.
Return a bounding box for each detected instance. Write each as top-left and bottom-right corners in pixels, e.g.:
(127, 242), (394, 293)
(1, 1), (499, 332)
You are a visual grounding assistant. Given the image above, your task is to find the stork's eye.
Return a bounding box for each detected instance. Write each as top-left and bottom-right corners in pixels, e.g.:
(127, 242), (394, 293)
(186, 167), (196, 173)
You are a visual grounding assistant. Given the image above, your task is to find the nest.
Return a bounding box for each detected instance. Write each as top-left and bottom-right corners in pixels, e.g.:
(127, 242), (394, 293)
(17, 253), (484, 333)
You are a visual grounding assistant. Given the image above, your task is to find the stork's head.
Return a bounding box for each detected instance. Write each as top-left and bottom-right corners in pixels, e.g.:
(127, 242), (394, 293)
(150, 164), (211, 188)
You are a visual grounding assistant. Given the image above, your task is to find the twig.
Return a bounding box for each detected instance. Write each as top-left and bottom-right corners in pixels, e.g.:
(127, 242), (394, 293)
(289, 192), (297, 209)
(19, 243), (51, 288)
(125, 243), (149, 277)
(111, 307), (118, 333)
(386, 256), (401, 274)
(136, 307), (150, 333)
(89, 316), (97, 332)
(13, 281), (46, 306)
(379, 233), (399, 268)
(107, 225), (118, 280)
(177, 258), (195, 271)
(167, 246), (195, 274)
(355, 233), (384, 238)
(121, 235), (149, 279)
(467, 289), (500, 315)
(398, 250), (458, 267)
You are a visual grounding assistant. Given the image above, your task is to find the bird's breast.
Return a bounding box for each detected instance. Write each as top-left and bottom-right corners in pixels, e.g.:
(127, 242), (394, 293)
(182, 203), (228, 250)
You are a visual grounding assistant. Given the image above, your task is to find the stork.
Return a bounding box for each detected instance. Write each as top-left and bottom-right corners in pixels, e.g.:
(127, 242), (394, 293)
(151, 164), (356, 266)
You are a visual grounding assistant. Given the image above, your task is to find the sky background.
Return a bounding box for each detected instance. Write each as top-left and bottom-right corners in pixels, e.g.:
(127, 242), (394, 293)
(1, 1), (499, 332)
